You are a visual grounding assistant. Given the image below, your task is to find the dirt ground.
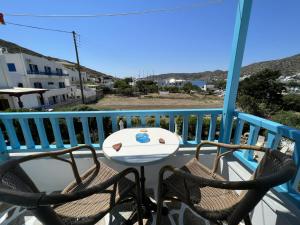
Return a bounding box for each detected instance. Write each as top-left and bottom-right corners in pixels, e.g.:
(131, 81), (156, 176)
(89, 94), (223, 110)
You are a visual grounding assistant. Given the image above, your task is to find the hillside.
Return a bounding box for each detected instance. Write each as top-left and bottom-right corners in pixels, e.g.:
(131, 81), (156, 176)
(153, 54), (300, 81)
(0, 39), (112, 79)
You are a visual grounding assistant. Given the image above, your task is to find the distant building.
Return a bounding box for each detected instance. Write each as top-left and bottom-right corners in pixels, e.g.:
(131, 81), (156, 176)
(156, 78), (207, 89)
(191, 80), (207, 88)
(0, 49), (72, 109)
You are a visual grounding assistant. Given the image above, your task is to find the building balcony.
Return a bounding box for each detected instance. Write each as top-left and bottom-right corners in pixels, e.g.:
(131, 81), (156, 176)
(27, 70), (69, 76)
(0, 108), (299, 225)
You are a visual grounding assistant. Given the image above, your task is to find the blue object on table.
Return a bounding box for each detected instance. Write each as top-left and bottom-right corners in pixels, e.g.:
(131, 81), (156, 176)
(136, 133), (150, 143)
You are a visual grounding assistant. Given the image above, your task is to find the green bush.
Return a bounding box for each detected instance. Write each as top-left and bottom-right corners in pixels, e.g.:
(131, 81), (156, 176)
(271, 111), (300, 129)
(282, 94), (300, 112)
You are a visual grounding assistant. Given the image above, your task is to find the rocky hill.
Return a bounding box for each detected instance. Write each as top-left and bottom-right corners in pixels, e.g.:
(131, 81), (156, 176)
(0, 39), (112, 79)
(153, 54), (300, 81)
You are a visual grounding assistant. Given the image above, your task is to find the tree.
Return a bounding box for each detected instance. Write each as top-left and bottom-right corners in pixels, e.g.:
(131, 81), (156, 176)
(237, 69), (285, 117)
(214, 79), (226, 90)
(114, 80), (129, 89)
(282, 94), (300, 112)
(124, 77), (133, 84)
(135, 80), (158, 94)
(182, 82), (199, 93)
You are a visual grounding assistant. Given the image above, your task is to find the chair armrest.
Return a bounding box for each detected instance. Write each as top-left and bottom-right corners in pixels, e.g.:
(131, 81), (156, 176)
(17, 145), (100, 167)
(195, 141), (268, 173)
(195, 141), (267, 160)
(159, 165), (267, 191)
(38, 167), (140, 206)
(2, 145), (100, 185)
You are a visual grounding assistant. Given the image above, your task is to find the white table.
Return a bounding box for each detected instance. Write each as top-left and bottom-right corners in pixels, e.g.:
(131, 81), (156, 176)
(102, 127), (180, 221)
(103, 127), (180, 166)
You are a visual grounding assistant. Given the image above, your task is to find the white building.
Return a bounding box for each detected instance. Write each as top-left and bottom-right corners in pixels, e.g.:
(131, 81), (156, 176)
(157, 78), (187, 88)
(0, 48), (72, 109)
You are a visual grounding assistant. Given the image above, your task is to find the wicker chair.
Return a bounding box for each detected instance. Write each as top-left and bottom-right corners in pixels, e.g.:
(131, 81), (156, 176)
(0, 145), (143, 225)
(156, 141), (297, 225)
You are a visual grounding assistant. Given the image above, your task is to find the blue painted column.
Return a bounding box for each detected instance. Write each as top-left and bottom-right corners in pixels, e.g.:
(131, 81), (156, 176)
(220, 0), (253, 144)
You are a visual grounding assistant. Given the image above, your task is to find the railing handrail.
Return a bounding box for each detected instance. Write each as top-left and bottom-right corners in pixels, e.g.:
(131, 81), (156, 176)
(235, 111), (300, 139)
(0, 108), (223, 118)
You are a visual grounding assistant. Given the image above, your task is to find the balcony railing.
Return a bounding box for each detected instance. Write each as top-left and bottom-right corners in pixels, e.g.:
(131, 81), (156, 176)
(27, 70), (68, 76)
(0, 108), (299, 205)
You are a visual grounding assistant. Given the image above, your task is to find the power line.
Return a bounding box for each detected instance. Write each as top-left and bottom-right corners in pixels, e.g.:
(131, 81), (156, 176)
(5, 21), (72, 33)
(4, 0), (223, 18)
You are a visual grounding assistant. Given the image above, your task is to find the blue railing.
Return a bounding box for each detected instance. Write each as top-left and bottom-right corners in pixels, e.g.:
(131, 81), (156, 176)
(0, 109), (223, 152)
(0, 109), (299, 205)
(233, 111), (300, 204)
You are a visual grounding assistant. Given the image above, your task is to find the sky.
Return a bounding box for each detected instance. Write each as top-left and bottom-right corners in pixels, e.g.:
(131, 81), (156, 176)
(0, 0), (299, 77)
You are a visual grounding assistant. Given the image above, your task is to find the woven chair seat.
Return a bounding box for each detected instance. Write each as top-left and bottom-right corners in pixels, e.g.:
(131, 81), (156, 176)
(54, 162), (135, 224)
(163, 158), (239, 219)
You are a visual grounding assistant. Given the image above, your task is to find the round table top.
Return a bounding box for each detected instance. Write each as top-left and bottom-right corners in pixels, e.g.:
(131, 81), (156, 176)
(102, 128), (180, 166)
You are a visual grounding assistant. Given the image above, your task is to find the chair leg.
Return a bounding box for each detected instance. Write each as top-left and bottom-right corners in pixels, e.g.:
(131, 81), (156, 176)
(243, 214), (252, 225)
(156, 197), (164, 225)
(156, 173), (165, 225)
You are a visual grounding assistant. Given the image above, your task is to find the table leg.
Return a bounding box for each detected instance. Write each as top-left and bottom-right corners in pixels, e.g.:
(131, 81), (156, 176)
(139, 166), (167, 215)
(123, 166), (168, 225)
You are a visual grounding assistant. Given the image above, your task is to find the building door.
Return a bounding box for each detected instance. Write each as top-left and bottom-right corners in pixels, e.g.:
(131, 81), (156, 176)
(0, 99), (10, 110)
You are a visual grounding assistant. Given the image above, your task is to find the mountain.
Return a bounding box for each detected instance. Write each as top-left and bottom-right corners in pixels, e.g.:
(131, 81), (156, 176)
(0, 39), (113, 79)
(152, 54), (300, 81)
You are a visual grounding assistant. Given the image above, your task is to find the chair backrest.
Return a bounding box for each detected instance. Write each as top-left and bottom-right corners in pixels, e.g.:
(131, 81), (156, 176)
(0, 159), (65, 225)
(227, 149), (296, 225)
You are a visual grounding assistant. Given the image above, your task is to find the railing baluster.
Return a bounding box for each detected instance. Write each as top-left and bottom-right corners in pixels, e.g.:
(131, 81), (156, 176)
(0, 126), (7, 152)
(2, 119), (20, 149)
(81, 117), (91, 145)
(244, 124), (260, 160)
(195, 114), (203, 143)
(50, 118), (64, 148)
(266, 132), (281, 149)
(233, 119), (245, 144)
(155, 115), (160, 127)
(126, 116), (132, 128)
(182, 115), (189, 143)
(19, 118), (35, 149)
(208, 114), (217, 141)
(66, 117), (77, 147)
(96, 116), (105, 149)
(141, 116), (146, 127)
(169, 114), (175, 132)
(111, 116), (118, 132)
(34, 118), (49, 149)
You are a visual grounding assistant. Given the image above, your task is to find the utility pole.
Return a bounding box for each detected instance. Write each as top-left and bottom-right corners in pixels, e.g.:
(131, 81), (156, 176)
(72, 31), (85, 104)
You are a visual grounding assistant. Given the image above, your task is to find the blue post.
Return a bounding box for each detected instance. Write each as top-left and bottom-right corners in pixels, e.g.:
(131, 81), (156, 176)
(220, 0), (253, 145)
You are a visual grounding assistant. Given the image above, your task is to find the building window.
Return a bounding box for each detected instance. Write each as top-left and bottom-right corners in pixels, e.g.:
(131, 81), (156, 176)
(56, 68), (63, 75)
(34, 82), (43, 88)
(29, 64), (39, 74)
(48, 82), (54, 85)
(7, 63), (16, 72)
(59, 82), (65, 88)
(17, 83), (23, 87)
(44, 66), (52, 75)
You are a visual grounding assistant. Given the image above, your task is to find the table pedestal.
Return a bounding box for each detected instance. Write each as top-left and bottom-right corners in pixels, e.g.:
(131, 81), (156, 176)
(124, 166), (168, 224)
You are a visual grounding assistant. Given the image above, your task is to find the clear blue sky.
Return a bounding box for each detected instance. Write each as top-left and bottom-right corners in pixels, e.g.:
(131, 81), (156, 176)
(0, 0), (299, 77)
